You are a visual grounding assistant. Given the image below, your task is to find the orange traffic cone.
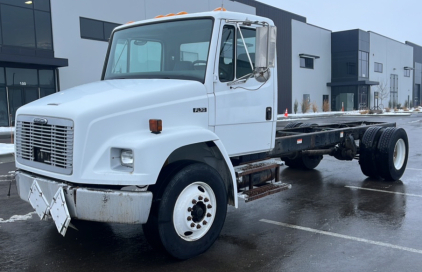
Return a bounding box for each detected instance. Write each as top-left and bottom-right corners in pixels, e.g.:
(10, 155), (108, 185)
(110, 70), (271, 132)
(284, 108), (288, 118)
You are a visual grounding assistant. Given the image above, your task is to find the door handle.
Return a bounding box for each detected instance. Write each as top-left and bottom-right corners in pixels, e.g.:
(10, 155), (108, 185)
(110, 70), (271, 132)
(266, 107), (272, 120)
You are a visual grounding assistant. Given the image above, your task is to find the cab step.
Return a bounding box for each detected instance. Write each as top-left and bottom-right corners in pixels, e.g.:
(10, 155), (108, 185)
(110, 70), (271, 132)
(238, 183), (291, 202)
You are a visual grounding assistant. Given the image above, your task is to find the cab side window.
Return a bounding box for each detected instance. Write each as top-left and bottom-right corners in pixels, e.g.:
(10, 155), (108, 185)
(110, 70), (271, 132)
(236, 28), (256, 78)
(218, 25), (235, 82)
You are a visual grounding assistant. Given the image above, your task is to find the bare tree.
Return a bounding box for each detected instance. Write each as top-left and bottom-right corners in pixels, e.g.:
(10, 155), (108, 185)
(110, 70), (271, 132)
(373, 80), (389, 108)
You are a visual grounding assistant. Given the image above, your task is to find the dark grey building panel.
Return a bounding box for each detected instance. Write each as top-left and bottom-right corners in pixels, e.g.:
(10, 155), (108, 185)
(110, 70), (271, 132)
(235, 0), (306, 113)
(405, 41), (422, 106)
(332, 30), (359, 52)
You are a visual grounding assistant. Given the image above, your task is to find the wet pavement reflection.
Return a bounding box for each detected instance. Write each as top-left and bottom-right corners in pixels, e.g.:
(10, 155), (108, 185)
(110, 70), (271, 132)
(1, 114), (422, 271)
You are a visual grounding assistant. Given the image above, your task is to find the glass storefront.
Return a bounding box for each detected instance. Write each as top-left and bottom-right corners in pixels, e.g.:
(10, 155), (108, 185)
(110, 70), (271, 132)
(0, 67), (56, 126)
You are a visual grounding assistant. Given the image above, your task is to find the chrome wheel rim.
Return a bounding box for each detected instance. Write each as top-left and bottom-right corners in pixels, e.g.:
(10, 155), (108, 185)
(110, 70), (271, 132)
(173, 182), (216, 241)
(393, 139), (406, 170)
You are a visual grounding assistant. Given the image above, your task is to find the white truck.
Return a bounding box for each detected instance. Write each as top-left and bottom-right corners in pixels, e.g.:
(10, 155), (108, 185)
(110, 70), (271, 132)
(14, 10), (409, 259)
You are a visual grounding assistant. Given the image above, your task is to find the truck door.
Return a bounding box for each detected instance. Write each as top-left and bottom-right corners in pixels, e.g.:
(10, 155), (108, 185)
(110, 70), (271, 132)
(213, 23), (276, 156)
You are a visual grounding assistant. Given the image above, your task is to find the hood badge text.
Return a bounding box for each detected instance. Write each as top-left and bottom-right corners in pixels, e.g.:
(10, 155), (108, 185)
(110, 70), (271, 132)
(193, 108), (207, 113)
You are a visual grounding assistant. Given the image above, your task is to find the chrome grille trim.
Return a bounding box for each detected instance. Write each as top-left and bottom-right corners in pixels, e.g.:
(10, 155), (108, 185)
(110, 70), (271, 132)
(15, 115), (74, 175)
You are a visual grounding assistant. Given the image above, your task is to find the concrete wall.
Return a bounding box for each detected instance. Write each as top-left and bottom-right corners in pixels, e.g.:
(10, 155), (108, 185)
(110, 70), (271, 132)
(291, 20), (331, 113)
(369, 32), (413, 108)
(50, 0), (255, 90)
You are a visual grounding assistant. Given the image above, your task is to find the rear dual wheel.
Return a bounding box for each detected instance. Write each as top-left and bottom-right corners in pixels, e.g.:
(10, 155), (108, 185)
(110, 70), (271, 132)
(359, 127), (408, 181)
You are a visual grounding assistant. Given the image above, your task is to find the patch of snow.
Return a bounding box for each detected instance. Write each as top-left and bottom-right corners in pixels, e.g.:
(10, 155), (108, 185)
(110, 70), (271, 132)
(0, 127), (14, 133)
(0, 143), (14, 155)
(0, 211), (36, 223)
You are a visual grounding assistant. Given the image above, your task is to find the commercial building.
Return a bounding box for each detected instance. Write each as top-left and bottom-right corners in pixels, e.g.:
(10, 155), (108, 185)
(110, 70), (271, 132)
(0, 0), (421, 126)
(291, 20), (331, 112)
(328, 30), (413, 111)
(405, 41), (422, 107)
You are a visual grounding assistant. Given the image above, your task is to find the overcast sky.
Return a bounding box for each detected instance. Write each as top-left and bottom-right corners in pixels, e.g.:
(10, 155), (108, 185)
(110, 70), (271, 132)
(258, 0), (422, 46)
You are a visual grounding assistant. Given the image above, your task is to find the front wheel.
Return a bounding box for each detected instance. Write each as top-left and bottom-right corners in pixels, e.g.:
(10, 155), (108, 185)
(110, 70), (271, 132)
(145, 163), (227, 259)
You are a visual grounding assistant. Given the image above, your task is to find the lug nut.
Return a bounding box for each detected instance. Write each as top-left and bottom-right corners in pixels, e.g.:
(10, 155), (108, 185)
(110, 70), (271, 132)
(192, 199), (197, 204)
(191, 223), (195, 228)
(187, 216), (192, 221)
(207, 213), (212, 217)
(188, 207), (192, 212)
(203, 220), (207, 225)
(198, 196), (203, 200)
(207, 204), (212, 209)
(204, 198), (209, 202)
(196, 224), (201, 229)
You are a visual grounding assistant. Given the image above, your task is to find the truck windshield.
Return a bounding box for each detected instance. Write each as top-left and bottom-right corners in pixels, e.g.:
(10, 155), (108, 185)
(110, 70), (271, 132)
(103, 18), (213, 83)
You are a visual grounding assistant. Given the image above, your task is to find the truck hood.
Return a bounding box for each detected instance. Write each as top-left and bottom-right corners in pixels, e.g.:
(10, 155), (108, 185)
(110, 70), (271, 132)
(17, 79), (207, 119)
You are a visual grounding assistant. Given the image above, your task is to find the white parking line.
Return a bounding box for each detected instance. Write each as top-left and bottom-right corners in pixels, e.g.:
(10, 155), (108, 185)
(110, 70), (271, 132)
(260, 219), (422, 254)
(407, 168), (422, 171)
(345, 186), (422, 198)
(408, 120), (421, 123)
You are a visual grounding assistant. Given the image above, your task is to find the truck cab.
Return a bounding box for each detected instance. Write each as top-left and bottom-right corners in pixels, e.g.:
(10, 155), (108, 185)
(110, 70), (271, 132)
(14, 10), (278, 259)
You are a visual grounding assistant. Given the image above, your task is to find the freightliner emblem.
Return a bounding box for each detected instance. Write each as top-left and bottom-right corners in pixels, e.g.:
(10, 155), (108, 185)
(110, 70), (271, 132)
(33, 118), (48, 125)
(193, 108), (207, 113)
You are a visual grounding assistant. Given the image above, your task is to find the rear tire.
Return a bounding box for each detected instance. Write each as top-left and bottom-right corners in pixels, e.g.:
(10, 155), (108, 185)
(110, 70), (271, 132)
(146, 163), (227, 259)
(298, 123), (317, 128)
(359, 126), (384, 178)
(284, 155), (322, 170)
(284, 122), (303, 129)
(376, 127), (408, 181)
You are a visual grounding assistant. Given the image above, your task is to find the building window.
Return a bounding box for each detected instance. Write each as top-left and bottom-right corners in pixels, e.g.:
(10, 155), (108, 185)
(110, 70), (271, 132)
(359, 51), (369, 78)
(374, 62), (383, 73)
(0, 1), (53, 50)
(347, 62), (356, 75)
(80, 17), (121, 42)
(404, 69), (411, 77)
(300, 57), (314, 69)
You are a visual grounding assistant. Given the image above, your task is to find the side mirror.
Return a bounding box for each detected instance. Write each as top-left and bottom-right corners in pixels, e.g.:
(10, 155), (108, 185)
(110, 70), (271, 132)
(255, 26), (277, 69)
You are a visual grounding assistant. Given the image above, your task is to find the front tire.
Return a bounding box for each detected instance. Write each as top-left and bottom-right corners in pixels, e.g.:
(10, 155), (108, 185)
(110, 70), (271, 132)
(147, 163), (227, 259)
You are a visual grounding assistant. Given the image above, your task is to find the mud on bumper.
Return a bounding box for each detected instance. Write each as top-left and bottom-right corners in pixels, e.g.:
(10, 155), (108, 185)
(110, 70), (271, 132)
(16, 170), (153, 225)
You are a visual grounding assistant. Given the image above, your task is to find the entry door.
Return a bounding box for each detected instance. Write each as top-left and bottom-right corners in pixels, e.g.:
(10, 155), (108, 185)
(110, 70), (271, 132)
(358, 86), (368, 110)
(415, 84), (421, 107)
(213, 23), (275, 156)
(8, 87), (38, 125)
(390, 74), (398, 108)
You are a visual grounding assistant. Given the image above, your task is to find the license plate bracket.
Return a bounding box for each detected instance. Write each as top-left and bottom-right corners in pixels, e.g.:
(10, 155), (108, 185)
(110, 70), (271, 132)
(50, 187), (71, 236)
(28, 180), (50, 220)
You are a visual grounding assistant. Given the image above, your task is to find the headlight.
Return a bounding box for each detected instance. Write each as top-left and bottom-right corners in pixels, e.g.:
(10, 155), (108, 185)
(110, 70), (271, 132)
(120, 150), (134, 167)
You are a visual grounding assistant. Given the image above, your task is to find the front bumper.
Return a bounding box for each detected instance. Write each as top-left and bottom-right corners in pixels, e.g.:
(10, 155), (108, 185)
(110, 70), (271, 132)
(16, 170), (153, 225)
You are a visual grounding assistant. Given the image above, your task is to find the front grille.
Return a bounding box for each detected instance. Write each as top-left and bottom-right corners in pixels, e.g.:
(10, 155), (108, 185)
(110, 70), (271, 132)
(15, 115), (74, 175)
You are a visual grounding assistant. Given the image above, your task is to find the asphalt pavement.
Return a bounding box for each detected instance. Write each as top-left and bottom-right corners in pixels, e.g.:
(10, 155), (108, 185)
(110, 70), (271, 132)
(1, 113), (422, 271)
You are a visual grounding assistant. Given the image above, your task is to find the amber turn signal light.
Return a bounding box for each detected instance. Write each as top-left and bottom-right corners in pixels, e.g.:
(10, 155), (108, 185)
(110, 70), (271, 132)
(149, 119), (162, 134)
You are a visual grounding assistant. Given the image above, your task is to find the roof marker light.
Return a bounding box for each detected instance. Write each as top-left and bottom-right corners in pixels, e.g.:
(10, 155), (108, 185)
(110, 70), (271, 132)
(177, 11), (188, 15)
(213, 7), (227, 11)
(155, 15), (165, 18)
(125, 21), (134, 24)
(166, 13), (176, 17)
